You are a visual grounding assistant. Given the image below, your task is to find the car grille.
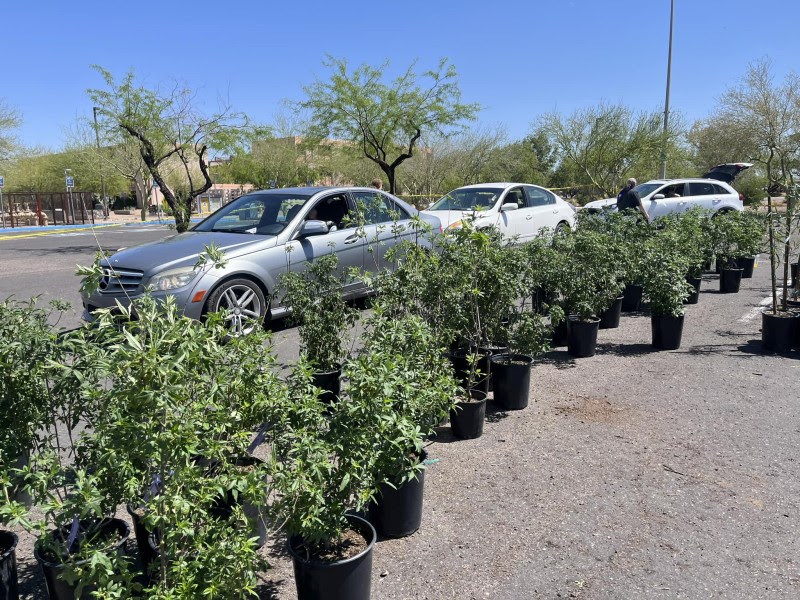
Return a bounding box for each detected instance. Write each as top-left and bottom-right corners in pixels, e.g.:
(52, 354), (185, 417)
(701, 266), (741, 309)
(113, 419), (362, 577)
(98, 267), (144, 295)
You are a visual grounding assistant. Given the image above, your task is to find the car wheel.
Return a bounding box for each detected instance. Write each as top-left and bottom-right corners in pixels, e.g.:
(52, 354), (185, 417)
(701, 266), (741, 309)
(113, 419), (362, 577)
(555, 221), (571, 234)
(205, 278), (267, 335)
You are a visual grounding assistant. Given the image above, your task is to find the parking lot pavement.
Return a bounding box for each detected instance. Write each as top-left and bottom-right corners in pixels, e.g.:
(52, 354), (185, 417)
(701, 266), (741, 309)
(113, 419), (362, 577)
(4, 228), (799, 598)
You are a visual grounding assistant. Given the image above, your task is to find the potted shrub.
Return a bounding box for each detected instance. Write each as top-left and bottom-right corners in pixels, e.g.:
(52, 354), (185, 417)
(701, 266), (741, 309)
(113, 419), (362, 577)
(279, 253), (358, 402)
(556, 226), (618, 358)
(641, 227), (694, 350)
(275, 364), (380, 600)
(0, 298), (66, 509)
(490, 308), (555, 410)
(72, 295), (282, 597)
(714, 211), (746, 293)
(735, 211), (767, 278)
(356, 310), (458, 538)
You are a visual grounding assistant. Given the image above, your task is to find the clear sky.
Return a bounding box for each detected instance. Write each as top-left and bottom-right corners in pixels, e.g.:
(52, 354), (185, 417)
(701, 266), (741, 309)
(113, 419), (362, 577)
(4, 0), (799, 150)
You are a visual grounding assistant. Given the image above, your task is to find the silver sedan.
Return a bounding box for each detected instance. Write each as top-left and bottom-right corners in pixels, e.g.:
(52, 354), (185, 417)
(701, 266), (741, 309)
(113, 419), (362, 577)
(82, 187), (440, 334)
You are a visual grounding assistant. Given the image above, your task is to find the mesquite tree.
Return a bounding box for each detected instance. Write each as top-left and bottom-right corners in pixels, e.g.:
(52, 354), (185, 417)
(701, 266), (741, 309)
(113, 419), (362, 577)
(88, 67), (247, 232)
(300, 56), (479, 194)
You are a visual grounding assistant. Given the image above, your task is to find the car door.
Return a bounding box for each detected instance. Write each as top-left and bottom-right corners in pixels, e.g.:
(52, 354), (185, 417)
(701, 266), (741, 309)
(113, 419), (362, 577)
(278, 193), (365, 297)
(488, 186), (525, 242)
(520, 185), (559, 238)
(686, 181), (718, 212)
(350, 190), (417, 273)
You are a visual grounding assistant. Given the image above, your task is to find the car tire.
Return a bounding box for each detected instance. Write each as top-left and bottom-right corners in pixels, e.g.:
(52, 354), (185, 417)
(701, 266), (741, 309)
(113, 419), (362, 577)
(555, 222), (571, 234)
(204, 278), (267, 336)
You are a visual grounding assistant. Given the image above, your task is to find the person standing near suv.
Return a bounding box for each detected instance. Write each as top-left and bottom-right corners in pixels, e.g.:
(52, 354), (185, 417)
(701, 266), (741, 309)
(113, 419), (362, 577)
(617, 178), (650, 223)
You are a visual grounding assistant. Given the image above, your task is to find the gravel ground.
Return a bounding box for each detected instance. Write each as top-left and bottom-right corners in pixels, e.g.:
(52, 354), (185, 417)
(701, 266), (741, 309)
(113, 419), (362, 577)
(8, 265), (800, 599)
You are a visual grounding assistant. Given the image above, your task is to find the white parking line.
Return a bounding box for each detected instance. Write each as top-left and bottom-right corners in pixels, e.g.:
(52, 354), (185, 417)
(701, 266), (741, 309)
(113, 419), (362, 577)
(737, 296), (775, 323)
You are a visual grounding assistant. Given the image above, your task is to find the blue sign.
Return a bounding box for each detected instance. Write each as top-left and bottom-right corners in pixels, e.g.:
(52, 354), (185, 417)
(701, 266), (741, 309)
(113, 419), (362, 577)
(66, 176), (75, 189)
(0, 176), (4, 188)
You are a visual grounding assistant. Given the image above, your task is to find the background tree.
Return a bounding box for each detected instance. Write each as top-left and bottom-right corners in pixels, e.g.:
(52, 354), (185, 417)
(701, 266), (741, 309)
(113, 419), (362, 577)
(0, 99), (21, 161)
(537, 102), (686, 198)
(300, 56), (479, 194)
(88, 67), (248, 232)
(713, 59), (800, 311)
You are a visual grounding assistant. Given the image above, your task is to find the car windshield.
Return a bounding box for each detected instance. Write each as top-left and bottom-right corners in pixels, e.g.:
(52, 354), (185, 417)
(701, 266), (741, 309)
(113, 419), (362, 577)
(192, 192), (313, 235)
(633, 183), (662, 198)
(429, 188), (502, 211)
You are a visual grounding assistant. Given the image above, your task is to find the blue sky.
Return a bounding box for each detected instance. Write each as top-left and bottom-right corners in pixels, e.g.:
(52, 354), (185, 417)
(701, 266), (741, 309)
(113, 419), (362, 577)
(5, 0), (799, 150)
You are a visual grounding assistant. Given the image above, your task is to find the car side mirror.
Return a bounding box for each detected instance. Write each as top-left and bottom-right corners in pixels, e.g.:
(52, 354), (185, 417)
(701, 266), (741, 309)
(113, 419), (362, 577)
(652, 193), (665, 200)
(296, 220), (329, 239)
(500, 203), (519, 212)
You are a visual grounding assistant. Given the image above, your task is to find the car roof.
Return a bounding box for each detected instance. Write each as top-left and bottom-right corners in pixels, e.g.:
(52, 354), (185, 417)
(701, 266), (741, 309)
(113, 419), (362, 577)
(249, 186), (380, 195)
(450, 182), (548, 190)
(642, 178), (734, 185)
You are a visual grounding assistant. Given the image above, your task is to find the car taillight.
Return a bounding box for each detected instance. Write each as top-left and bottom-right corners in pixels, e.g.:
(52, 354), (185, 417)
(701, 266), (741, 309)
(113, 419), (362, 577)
(739, 193), (744, 202)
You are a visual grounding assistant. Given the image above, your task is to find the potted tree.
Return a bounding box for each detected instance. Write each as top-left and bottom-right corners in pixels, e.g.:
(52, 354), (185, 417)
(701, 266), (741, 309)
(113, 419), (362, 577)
(762, 182), (799, 352)
(641, 227), (694, 350)
(279, 253), (358, 402)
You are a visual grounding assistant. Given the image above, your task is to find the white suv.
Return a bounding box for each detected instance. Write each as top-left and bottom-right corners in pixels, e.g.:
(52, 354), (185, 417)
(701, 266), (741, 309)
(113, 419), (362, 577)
(584, 163), (752, 218)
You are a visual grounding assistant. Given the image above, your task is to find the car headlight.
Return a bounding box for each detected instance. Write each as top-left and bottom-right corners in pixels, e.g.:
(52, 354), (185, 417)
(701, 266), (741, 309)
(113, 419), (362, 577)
(446, 220), (463, 230)
(147, 267), (200, 291)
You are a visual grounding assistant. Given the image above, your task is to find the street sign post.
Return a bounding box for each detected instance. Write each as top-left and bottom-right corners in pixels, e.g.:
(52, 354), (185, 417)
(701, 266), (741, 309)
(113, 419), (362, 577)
(0, 176), (5, 228)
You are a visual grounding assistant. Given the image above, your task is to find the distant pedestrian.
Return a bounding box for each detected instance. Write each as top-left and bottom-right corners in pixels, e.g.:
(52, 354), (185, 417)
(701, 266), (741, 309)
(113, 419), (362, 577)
(370, 178), (383, 190)
(616, 178), (649, 223)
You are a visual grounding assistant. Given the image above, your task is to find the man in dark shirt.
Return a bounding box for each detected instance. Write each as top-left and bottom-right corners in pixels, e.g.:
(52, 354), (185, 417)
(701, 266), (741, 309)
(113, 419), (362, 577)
(616, 178), (649, 222)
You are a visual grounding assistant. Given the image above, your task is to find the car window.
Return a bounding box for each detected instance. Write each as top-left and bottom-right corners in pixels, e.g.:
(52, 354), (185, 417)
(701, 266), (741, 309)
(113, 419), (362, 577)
(193, 192), (312, 235)
(523, 186), (555, 207)
(712, 184), (729, 195)
(429, 188), (503, 211)
(688, 182), (716, 196)
(308, 194), (352, 229)
(351, 191), (410, 224)
(503, 188), (526, 208)
(633, 183), (662, 197)
(659, 183), (685, 198)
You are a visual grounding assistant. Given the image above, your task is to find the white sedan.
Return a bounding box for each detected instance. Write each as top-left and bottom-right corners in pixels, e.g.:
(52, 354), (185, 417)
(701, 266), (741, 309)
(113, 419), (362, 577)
(422, 182), (576, 242)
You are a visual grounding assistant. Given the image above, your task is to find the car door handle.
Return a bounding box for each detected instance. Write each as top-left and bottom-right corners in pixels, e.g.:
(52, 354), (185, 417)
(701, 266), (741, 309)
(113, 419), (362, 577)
(552, 209), (559, 213)
(526, 215), (533, 220)
(344, 235), (359, 244)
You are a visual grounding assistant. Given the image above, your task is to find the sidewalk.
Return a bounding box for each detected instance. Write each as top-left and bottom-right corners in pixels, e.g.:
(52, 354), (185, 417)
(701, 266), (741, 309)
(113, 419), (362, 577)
(0, 212), (205, 236)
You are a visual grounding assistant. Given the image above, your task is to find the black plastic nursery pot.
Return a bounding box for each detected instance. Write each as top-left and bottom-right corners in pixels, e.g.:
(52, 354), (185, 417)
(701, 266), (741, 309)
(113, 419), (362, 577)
(684, 276), (702, 305)
(719, 268), (743, 293)
(621, 284), (643, 312)
(791, 262), (799, 287)
(289, 514), (376, 600)
(449, 390), (488, 440)
(448, 349), (490, 394)
(490, 354), (534, 410)
(0, 530), (18, 600)
(599, 296), (624, 329)
(736, 256), (756, 278)
(312, 365), (341, 404)
(479, 343), (509, 392)
(762, 311), (799, 354)
(567, 316), (600, 358)
(34, 518), (130, 600)
(651, 313), (685, 350)
(368, 449), (428, 538)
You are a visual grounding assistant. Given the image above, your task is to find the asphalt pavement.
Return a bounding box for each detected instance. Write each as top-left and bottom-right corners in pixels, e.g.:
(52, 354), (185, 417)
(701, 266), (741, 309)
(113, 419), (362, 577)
(2, 229), (799, 599)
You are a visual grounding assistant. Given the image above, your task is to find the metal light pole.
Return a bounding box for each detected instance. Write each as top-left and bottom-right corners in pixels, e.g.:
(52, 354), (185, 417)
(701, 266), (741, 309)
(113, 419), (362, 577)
(92, 107), (108, 219)
(660, 0), (675, 179)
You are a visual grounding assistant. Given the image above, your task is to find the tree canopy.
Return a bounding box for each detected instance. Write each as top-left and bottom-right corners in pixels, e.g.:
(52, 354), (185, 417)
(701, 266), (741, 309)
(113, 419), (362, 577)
(300, 56), (479, 194)
(87, 67), (248, 232)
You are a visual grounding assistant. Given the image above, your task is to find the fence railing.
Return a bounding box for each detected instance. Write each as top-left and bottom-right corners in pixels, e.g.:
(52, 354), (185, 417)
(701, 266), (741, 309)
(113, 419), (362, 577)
(0, 192), (95, 228)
